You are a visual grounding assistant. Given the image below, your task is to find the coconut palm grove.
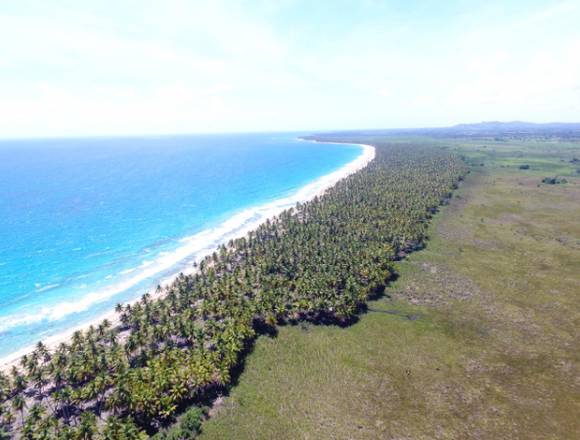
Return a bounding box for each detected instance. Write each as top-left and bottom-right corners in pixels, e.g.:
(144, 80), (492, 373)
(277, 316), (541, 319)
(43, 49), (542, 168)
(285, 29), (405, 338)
(0, 141), (467, 438)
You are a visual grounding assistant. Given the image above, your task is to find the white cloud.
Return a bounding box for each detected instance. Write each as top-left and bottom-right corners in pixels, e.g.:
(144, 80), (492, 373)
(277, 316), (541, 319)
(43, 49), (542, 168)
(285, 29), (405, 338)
(0, 0), (579, 137)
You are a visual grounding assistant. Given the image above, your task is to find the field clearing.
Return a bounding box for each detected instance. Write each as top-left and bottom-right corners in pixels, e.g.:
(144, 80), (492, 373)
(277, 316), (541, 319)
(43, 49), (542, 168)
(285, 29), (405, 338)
(199, 139), (580, 440)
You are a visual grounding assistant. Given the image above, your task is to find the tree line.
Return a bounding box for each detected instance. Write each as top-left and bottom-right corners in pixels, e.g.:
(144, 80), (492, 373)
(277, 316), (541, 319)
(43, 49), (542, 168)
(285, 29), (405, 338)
(0, 141), (467, 439)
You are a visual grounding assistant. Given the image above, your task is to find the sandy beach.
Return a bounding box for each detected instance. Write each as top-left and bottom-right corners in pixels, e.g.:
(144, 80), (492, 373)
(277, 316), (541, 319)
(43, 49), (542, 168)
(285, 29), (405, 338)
(0, 141), (375, 372)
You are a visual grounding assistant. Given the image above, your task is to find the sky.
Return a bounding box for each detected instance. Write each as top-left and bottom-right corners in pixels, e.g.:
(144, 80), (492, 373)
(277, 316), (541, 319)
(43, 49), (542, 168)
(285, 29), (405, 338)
(1, 0), (579, 137)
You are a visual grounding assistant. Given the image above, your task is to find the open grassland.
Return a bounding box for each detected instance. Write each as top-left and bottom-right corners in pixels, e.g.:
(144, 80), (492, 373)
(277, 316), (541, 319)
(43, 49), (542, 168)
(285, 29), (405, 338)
(200, 138), (580, 440)
(0, 143), (465, 439)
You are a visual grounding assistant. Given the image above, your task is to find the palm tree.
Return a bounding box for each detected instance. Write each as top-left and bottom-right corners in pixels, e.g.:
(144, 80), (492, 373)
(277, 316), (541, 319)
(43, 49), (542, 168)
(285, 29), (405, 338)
(11, 394), (25, 428)
(0, 410), (14, 438)
(54, 385), (73, 422)
(2, 140), (468, 436)
(77, 411), (97, 440)
(35, 341), (50, 364)
(10, 367), (27, 394)
(0, 372), (10, 402)
(23, 402), (45, 433)
(32, 367), (47, 398)
(93, 373), (109, 416)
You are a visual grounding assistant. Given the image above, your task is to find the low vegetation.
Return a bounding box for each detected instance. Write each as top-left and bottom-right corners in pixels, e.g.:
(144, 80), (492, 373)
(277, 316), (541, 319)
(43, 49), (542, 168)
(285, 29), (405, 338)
(199, 135), (580, 439)
(541, 176), (567, 184)
(0, 143), (466, 438)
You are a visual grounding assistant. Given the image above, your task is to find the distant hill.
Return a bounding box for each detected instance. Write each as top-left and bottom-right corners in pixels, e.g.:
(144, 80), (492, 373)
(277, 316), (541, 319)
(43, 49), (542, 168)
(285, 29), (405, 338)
(450, 121), (580, 135)
(314, 121), (580, 139)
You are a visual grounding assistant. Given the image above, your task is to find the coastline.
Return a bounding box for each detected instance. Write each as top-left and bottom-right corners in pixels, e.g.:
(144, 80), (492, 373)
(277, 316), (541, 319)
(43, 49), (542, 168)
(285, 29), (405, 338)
(0, 140), (375, 371)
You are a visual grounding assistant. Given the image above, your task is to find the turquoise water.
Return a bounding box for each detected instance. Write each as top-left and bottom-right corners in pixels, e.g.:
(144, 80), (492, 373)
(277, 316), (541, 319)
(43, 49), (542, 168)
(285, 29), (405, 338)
(0, 133), (362, 358)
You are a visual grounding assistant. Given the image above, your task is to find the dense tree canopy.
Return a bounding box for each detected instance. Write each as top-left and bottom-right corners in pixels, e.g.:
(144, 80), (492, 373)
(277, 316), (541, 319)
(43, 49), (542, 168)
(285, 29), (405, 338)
(0, 141), (466, 438)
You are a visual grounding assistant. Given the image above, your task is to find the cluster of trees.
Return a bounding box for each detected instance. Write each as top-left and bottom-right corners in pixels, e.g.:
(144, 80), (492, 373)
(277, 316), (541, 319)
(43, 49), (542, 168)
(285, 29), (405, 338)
(0, 141), (466, 439)
(541, 176), (567, 184)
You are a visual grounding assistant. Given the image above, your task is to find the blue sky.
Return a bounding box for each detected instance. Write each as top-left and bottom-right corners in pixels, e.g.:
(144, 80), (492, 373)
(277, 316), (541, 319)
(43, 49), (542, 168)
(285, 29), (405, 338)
(1, 0), (579, 137)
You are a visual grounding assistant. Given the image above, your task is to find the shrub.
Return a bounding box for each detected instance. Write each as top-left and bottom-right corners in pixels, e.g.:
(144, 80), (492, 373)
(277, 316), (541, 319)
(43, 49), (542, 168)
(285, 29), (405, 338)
(180, 406), (205, 437)
(542, 176), (567, 184)
(153, 406), (205, 440)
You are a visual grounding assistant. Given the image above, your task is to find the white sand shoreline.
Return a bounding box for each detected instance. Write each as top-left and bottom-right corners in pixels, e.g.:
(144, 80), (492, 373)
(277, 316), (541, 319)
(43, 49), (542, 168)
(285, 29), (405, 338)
(0, 139), (375, 372)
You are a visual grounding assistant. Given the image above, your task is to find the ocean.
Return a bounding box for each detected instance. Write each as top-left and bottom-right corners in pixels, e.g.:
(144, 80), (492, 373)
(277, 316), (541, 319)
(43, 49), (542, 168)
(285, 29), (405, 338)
(0, 132), (363, 359)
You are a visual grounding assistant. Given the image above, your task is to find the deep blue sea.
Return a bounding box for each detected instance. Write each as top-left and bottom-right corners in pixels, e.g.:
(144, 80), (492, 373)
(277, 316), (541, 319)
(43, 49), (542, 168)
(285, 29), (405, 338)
(0, 133), (362, 359)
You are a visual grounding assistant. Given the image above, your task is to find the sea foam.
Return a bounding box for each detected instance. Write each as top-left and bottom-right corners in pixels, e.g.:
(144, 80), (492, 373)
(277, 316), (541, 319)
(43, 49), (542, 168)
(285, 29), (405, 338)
(0, 135), (374, 364)
(0, 143), (373, 333)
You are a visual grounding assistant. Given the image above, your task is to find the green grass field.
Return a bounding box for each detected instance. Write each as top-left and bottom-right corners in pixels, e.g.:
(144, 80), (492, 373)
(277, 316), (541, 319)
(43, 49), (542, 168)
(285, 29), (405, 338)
(199, 138), (580, 440)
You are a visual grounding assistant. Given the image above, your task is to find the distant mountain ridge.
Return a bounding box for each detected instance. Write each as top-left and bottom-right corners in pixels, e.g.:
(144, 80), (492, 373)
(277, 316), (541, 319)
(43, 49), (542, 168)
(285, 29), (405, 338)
(314, 121), (580, 139)
(451, 121), (580, 133)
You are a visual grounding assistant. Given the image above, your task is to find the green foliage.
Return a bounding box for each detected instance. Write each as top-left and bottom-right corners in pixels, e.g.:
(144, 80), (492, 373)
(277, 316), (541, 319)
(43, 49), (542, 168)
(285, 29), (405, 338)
(102, 416), (148, 440)
(542, 176), (567, 184)
(180, 407), (204, 436)
(154, 406), (205, 440)
(200, 138), (580, 439)
(2, 142), (466, 438)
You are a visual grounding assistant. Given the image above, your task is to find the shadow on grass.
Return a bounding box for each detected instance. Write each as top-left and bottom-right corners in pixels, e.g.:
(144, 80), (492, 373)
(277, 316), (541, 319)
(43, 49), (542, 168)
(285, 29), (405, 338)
(152, 192), (459, 436)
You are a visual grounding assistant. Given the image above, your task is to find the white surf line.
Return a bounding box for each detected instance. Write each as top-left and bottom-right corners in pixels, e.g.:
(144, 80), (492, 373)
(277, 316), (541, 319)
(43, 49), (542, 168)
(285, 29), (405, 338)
(0, 139), (376, 371)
